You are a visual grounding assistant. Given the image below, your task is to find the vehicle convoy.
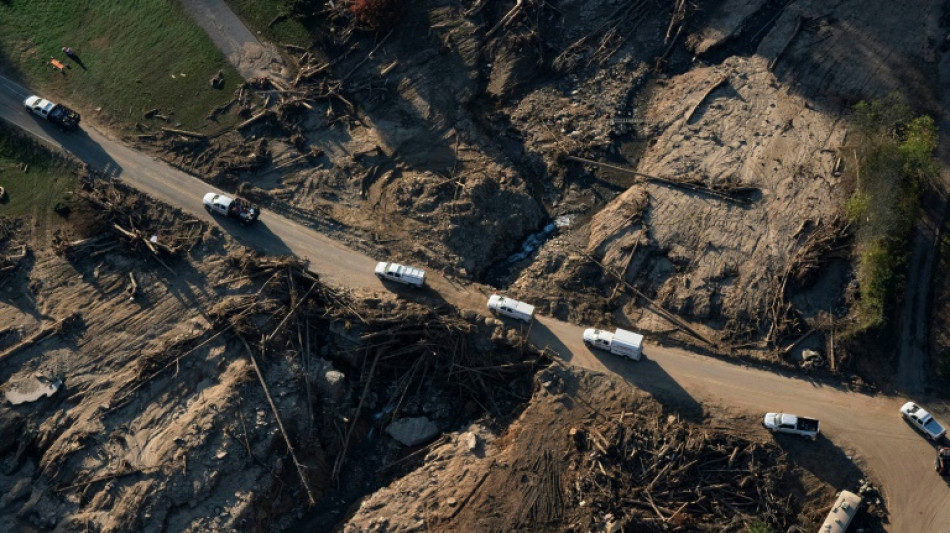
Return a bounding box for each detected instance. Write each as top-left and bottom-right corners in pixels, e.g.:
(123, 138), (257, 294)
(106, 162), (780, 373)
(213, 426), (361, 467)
(23, 95), (80, 130)
(762, 412), (820, 441)
(900, 402), (947, 441)
(937, 448), (950, 476)
(582, 328), (644, 360)
(375, 262), (425, 288)
(203, 192), (260, 225)
(487, 294), (534, 323)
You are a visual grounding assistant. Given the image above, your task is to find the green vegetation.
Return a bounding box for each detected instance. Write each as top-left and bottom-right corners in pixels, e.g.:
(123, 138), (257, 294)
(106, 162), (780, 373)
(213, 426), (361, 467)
(228, 0), (315, 47)
(846, 93), (939, 329)
(0, 1), (240, 132)
(0, 125), (75, 219)
(746, 519), (774, 533)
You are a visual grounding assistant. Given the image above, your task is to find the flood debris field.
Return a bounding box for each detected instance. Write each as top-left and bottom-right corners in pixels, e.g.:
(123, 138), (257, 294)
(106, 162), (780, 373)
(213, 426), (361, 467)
(136, 0), (945, 374)
(0, 149), (883, 531)
(0, 168), (545, 531)
(343, 367), (884, 532)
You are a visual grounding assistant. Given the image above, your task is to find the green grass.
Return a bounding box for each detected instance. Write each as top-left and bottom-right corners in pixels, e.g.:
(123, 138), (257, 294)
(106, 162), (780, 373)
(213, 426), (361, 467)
(228, 0), (314, 48)
(846, 94), (938, 330)
(0, 125), (75, 219)
(0, 1), (241, 132)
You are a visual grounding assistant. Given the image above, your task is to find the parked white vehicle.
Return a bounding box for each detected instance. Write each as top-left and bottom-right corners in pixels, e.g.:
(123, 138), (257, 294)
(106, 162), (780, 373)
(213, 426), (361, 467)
(901, 402), (946, 441)
(819, 490), (861, 533)
(375, 262), (425, 288)
(487, 294), (534, 323)
(203, 192), (259, 224)
(762, 412), (820, 441)
(582, 328), (643, 360)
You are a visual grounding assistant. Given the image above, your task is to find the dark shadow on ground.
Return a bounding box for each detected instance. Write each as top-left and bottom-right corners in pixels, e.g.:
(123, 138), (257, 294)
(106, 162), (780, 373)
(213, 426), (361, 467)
(55, 127), (123, 178)
(597, 349), (705, 422)
(374, 278), (455, 313)
(526, 319), (574, 362)
(771, 431), (864, 488)
(209, 216), (293, 257)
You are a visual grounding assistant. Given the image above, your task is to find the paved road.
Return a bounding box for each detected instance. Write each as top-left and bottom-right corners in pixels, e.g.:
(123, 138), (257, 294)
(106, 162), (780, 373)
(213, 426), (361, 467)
(1, 74), (948, 531)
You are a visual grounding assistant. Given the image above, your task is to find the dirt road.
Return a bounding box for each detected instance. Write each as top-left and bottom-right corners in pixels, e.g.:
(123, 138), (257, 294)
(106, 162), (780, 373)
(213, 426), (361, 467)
(178, 0), (287, 81)
(0, 74), (948, 531)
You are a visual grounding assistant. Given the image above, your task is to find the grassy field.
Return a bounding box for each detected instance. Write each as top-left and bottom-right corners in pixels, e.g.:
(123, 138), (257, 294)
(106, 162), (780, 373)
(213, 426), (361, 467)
(0, 125), (75, 222)
(228, 0), (314, 47)
(0, 1), (241, 132)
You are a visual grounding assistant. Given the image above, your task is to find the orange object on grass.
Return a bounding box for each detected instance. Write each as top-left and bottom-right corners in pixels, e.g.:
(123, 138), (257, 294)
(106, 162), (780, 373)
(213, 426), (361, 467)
(50, 59), (65, 70)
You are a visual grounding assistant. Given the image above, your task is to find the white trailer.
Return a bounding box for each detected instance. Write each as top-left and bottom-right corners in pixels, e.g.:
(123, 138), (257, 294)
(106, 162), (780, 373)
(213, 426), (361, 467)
(375, 261), (425, 288)
(487, 294), (534, 323)
(582, 328), (643, 360)
(819, 490), (861, 533)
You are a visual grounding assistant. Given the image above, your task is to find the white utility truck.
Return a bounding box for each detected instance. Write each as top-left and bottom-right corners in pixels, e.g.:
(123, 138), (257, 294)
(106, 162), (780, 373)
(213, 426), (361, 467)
(762, 412), (820, 441)
(582, 328), (643, 360)
(487, 294), (534, 323)
(375, 262), (425, 288)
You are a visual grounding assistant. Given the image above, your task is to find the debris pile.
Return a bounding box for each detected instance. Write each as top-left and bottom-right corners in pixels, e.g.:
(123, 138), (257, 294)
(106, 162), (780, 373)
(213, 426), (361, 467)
(344, 367), (858, 532)
(54, 176), (205, 271)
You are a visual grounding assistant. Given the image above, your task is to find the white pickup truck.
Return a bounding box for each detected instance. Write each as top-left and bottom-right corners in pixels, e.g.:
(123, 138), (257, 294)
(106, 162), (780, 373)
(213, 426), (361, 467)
(762, 412), (820, 441)
(901, 402), (946, 441)
(203, 192), (260, 225)
(375, 262), (425, 288)
(582, 328), (643, 360)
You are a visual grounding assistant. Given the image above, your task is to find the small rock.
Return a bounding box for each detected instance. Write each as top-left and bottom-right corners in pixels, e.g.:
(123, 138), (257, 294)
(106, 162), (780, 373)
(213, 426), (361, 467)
(461, 432), (478, 452)
(446, 497), (457, 507)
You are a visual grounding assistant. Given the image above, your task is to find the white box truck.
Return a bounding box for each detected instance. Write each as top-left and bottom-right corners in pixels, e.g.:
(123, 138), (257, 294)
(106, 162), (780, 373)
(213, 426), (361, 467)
(582, 328), (643, 360)
(487, 294), (534, 323)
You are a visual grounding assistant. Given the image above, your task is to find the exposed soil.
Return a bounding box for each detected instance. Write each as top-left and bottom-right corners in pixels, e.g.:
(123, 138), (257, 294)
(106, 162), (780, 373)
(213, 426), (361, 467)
(7, 0), (946, 529)
(135, 0), (945, 370)
(342, 365), (883, 532)
(0, 171), (544, 532)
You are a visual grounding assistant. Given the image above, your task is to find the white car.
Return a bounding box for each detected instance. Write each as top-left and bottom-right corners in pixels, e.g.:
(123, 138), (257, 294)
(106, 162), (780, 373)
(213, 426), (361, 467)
(901, 402), (946, 441)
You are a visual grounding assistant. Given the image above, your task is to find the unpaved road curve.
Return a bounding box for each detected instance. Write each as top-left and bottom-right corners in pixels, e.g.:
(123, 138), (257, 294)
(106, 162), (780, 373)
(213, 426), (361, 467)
(0, 74), (948, 532)
(178, 0), (287, 81)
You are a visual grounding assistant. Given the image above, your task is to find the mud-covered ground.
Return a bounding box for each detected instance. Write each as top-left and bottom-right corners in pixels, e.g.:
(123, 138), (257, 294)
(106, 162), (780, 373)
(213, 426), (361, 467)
(140, 0), (945, 367)
(0, 175), (544, 532)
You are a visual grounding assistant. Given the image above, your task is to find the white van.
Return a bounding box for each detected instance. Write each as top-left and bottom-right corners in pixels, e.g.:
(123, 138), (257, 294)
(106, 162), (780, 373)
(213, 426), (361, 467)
(487, 294), (534, 323)
(583, 328), (643, 360)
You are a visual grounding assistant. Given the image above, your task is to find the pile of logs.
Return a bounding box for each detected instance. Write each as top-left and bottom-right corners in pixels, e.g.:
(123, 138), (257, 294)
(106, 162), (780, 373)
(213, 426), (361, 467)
(55, 177), (205, 271)
(568, 413), (798, 531)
